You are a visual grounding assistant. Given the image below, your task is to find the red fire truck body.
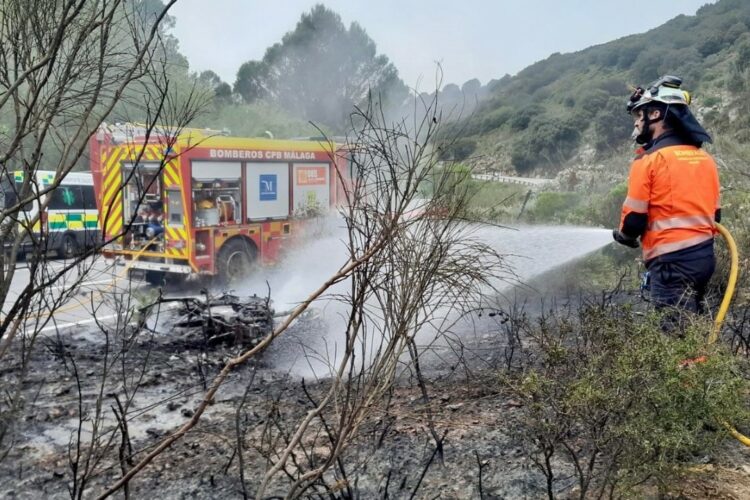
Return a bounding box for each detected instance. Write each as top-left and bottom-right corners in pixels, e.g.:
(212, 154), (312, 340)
(88, 124), (345, 282)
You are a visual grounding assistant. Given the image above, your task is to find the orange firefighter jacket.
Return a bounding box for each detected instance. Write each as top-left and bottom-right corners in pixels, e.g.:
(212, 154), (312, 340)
(619, 137), (720, 262)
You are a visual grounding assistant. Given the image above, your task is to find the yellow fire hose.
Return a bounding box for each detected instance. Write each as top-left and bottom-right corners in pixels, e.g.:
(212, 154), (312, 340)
(711, 223), (750, 446)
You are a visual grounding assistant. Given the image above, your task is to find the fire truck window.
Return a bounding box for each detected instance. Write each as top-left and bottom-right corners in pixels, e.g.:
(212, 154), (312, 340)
(141, 173), (160, 194)
(191, 162), (242, 227)
(167, 190), (183, 226)
(122, 163), (161, 224)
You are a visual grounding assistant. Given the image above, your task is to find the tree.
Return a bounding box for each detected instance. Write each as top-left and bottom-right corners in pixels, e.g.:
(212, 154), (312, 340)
(699, 34), (725, 57)
(461, 78), (482, 96)
(441, 83), (462, 102)
(0, 0), (207, 459)
(438, 138), (477, 161)
(508, 104), (543, 132)
(735, 36), (750, 73)
(510, 117), (580, 173)
(234, 60), (270, 102)
(197, 70), (233, 101)
(631, 48), (666, 83)
(577, 88), (610, 119)
(233, 4), (407, 130)
(593, 97), (632, 152)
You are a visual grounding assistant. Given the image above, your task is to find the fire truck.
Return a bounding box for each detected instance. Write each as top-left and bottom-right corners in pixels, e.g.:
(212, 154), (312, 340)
(88, 123), (347, 284)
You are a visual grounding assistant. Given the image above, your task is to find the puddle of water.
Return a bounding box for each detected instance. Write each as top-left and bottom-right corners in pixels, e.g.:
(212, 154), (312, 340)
(22, 384), (204, 459)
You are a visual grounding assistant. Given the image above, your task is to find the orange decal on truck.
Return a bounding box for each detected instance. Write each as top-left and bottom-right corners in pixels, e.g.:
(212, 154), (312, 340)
(296, 166), (327, 186)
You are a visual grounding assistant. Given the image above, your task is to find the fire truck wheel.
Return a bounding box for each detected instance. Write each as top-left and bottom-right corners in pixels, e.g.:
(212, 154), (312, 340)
(217, 238), (257, 283)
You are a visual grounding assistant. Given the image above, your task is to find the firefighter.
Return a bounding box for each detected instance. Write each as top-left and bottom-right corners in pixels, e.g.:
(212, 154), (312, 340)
(613, 75), (720, 315)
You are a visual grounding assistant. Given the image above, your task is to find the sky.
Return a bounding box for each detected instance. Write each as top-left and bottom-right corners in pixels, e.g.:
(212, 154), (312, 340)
(170, 0), (718, 90)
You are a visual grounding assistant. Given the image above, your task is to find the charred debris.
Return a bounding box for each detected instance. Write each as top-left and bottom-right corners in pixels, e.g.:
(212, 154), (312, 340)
(142, 291), (275, 347)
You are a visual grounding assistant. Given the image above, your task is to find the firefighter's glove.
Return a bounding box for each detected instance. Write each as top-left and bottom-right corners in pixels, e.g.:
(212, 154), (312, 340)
(612, 229), (639, 248)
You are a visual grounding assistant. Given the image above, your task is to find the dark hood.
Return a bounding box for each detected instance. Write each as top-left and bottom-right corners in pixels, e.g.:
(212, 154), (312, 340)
(666, 105), (712, 146)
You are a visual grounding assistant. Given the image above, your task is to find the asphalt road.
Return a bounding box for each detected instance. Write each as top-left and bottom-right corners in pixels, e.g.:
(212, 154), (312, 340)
(3, 255), (132, 338)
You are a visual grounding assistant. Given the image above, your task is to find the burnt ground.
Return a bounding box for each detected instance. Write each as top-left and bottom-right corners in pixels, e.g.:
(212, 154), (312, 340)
(2, 260), (750, 499)
(1, 311), (749, 499)
(0, 306), (543, 499)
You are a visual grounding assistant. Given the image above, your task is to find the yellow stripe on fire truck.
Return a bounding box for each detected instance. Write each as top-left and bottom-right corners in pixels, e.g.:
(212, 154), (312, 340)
(163, 161), (180, 187)
(101, 149), (125, 237)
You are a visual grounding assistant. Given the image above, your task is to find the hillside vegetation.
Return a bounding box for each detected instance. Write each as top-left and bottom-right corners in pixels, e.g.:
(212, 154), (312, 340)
(440, 0), (750, 177)
(161, 0), (750, 183)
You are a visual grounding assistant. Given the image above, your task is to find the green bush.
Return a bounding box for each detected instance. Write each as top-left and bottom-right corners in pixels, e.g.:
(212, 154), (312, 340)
(735, 37), (750, 72)
(506, 305), (748, 498)
(438, 138), (477, 161)
(510, 117), (581, 173)
(510, 138), (535, 173)
(703, 108), (721, 127)
(576, 88), (610, 119)
(508, 104), (542, 131)
(526, 191), (582, 222)
(586, 181), (628, 227)
(480, 107), (513, 133)
(466, 180), (527, 220)
(701, 95), (721, 107)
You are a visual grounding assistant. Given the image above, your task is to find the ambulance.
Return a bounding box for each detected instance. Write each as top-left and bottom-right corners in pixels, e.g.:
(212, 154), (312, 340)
(0, 170), (99, 258)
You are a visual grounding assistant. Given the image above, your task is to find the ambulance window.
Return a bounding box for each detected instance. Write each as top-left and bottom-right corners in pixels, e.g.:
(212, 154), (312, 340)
(12, 182), (33, 211)
(167, 189), (183, 225)
(81, 185), (97, 210)
(49, 186), (83, 210)
(0, 177), (16, 210)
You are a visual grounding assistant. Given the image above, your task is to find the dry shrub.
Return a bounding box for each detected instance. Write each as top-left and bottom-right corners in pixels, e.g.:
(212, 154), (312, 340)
(505, 301), (748, 499)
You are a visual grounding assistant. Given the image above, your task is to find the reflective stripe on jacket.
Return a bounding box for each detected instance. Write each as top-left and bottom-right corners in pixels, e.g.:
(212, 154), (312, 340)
(620, 142), (720, 262)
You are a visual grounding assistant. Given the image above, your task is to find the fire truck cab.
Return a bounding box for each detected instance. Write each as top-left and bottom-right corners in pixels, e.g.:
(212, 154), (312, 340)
(89, 123), (346, 284)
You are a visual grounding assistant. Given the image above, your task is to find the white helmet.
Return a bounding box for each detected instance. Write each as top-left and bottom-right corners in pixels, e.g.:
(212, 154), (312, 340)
(627, 75), (691, 114)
